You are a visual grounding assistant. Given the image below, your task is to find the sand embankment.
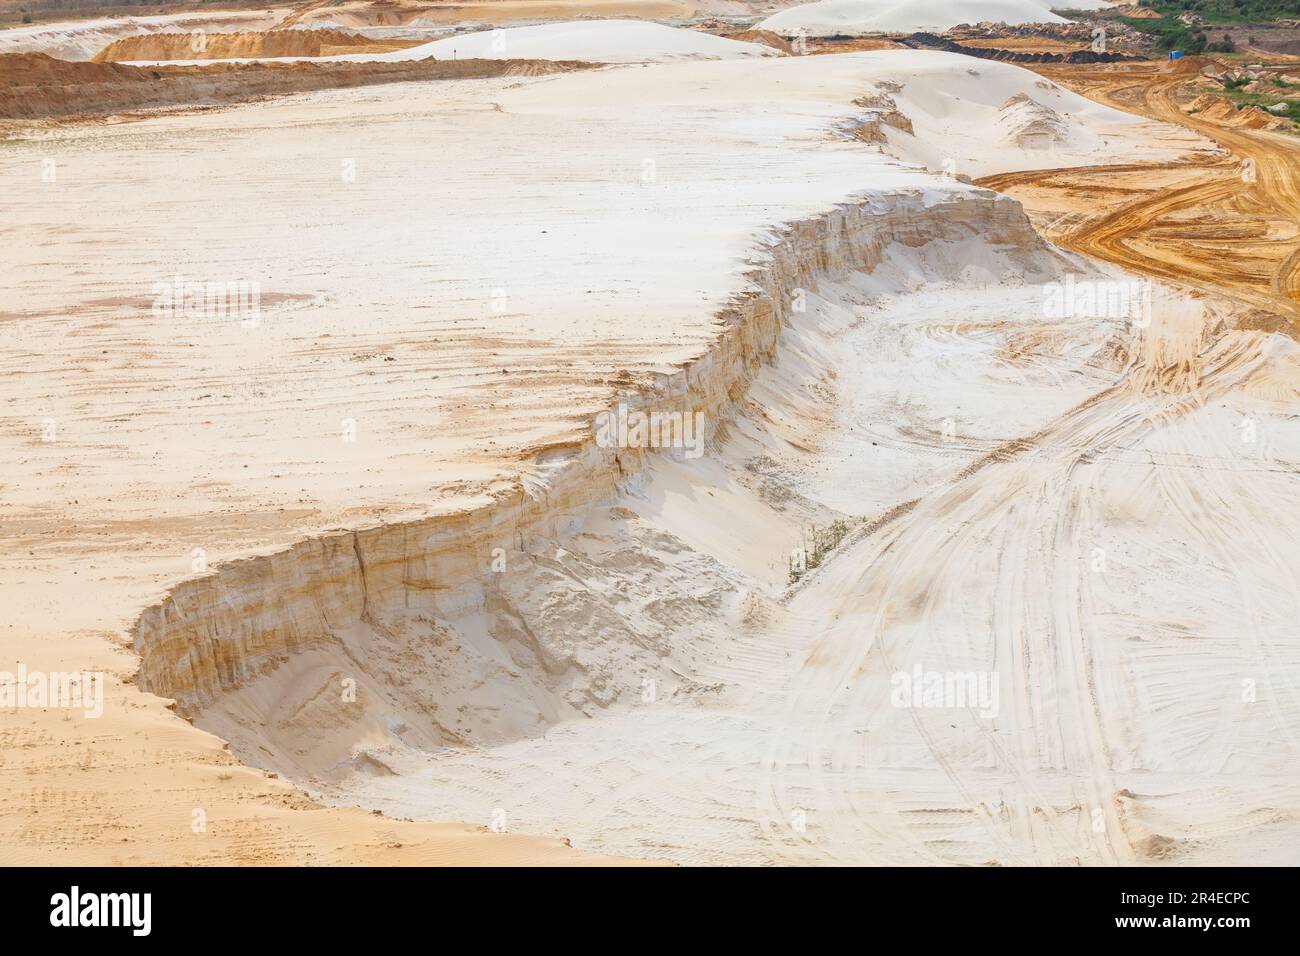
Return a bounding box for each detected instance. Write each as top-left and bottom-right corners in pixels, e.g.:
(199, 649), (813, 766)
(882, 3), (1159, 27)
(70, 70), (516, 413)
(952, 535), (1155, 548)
(133, 188), (1040, 720)
(403, 21), (780, 62)
(118, 20), (785, 66)
(0, 51), (590, 119)
(92, 29), (423, 63)
(0, 10), (284, 60)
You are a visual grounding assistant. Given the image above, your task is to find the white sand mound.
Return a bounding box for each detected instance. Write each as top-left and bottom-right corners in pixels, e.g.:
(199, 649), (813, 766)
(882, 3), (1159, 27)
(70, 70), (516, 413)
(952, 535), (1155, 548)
(997, 91), (1070, 148)
(124, 20), (783, 65)
(407, 20), (782, 62)
(816, 52), (1171, 177)
(760, 0), (1110, 37)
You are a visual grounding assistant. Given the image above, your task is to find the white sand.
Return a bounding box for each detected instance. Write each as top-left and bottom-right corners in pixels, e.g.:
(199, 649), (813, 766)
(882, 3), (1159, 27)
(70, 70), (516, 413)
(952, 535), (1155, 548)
(326, 256), (1300, 866)
(122, 19), (783, 66)
(761, 0), (1112, 37)
(9, 49), (1293, 868)
(407, 20), (782, 61)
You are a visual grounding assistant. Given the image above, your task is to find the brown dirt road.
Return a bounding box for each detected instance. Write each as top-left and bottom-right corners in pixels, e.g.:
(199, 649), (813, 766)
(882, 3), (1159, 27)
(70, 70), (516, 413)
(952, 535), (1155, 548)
(978, 60), (1300, 335)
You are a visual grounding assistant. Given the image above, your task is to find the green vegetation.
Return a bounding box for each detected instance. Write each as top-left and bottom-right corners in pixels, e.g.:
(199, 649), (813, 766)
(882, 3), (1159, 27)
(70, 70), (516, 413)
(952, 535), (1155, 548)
(1219, 84), (1300, 127)
(1207, 61), (1300, 130)
(787, 520), (852, 585)
(1117, 17), (1236, 54)
(1117, 15), (1214, 53)
(1116, 2), (1297, 55)
(1139, 1), (1300, 24)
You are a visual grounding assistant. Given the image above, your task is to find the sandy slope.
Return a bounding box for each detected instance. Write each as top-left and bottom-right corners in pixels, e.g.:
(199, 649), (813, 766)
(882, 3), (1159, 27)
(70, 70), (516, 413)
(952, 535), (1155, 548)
(0, 52), (591, 120)
(92, 28), (423, 62)
(405, 20), (781, 61)
(122, 20), (784, 65)
(281, 0), (723, 30)
(0, 11), (284, 60)
(326, 252), (1300, 865)
(0, 50), (1199, 865)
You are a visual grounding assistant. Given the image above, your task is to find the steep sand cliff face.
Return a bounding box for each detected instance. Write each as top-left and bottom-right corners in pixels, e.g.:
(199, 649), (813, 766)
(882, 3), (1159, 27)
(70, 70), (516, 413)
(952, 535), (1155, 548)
(247, 232), (1300, 867)
(0, 10), (283, 61)
(0, 51), (588, 119)
(168, 183), (1300, 865)
(133, 190), (1043, 725)
(92, 29), (422, 63)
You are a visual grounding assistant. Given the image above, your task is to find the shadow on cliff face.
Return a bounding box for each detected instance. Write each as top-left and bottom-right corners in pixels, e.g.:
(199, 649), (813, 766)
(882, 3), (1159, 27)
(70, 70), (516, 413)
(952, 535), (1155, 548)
(193, 506), (751, 784)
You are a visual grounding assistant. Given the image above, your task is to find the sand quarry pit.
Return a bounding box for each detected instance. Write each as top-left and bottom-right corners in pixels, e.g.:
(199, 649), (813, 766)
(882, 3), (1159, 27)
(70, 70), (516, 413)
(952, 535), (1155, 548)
(4, 13), (1300, 871)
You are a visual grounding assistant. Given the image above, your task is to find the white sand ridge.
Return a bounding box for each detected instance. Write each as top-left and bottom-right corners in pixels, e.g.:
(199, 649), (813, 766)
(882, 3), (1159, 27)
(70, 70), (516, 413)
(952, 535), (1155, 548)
(120, 19), (784, 66)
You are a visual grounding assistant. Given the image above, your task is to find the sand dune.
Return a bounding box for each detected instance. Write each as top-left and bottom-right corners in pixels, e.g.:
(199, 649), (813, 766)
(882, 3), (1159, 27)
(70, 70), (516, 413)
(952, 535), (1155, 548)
(406, 20), (782, 61)
(122, 20), (784, 66)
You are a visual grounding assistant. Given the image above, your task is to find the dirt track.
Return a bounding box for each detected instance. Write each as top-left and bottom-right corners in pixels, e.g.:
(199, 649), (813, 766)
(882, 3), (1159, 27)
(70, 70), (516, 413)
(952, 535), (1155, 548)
(979, 60), (1300, 334)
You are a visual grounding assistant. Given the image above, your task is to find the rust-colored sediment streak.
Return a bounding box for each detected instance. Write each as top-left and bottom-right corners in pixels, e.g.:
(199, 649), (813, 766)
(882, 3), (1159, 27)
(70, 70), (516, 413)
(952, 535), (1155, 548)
(978, 60), (1300, 333)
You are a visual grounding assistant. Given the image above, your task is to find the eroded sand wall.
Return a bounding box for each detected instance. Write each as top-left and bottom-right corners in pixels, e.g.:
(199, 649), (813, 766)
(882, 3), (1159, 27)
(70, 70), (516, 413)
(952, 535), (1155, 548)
(0, 53), (589, 119)
(91, 29), (421, 62)
(132, 189), (1044, 717)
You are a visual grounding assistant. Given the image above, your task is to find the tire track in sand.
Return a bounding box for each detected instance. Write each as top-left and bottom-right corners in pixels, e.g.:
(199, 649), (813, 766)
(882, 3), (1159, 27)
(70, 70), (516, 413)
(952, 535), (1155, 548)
(978, 61), (1300, 332)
